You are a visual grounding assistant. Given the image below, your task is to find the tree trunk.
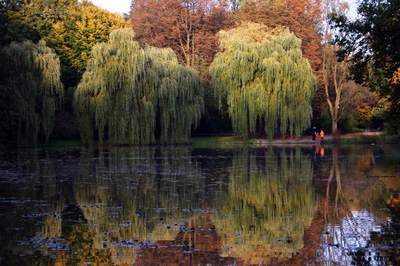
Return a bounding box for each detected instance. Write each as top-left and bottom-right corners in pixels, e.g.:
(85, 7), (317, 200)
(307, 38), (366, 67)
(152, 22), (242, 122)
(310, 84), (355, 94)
(332, 120), (338, 135)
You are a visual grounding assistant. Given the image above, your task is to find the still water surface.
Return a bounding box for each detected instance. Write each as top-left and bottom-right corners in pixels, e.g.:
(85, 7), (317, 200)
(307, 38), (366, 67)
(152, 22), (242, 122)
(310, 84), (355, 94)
(0, 144), (399, 265)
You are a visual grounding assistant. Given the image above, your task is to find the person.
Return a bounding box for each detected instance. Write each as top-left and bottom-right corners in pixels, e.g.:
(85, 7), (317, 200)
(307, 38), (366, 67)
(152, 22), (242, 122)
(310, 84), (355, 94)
(316, 132), (320, 141)
(320, 130), (325, 142)
(312, 127), (316, 141)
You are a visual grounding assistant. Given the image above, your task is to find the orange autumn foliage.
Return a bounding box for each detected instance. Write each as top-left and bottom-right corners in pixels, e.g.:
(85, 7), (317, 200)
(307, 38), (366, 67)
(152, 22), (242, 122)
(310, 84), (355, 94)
(129, 0), (232, 77)
(232, 0), (322, 72)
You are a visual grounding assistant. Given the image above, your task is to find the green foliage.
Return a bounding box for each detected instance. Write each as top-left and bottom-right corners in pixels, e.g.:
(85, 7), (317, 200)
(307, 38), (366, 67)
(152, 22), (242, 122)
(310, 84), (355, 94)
(315, 112), (361, 135)
(337, 114), (359, 134)
(191, 136), (255, 148)
(1, 40), (64, 147)
(383, 97), (400, 134)
(0, 0), (128, 88)
(0, 0), (78, 45)
(331, 0), (400, 134)
(209, 23), (317, 139)
(44, 0), (129, 87)
(193, 79), (232, 135)
(74, 29), (204, 145)
(312, 110), (331, 133)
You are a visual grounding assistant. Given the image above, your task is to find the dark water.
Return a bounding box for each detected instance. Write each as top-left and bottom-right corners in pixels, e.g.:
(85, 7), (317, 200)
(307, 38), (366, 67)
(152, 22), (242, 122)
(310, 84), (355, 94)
(0, 144), (400, 265)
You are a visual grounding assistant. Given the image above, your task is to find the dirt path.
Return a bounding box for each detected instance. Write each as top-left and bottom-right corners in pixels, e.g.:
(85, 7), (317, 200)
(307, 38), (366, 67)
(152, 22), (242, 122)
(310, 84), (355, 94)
(324, 132), (380, 139)
(253, 132), (382, 146)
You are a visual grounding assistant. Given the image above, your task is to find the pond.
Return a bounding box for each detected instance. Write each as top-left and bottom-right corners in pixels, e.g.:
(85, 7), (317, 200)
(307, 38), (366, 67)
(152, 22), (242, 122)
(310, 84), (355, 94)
(0, 144), (400, 265)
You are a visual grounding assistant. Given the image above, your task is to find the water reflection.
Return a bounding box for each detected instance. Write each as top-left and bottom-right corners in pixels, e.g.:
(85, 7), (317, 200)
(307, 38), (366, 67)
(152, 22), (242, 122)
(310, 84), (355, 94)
(317, 145), (400, 265)
(0, 145), (400, 265)
(213, 147), (317, 265)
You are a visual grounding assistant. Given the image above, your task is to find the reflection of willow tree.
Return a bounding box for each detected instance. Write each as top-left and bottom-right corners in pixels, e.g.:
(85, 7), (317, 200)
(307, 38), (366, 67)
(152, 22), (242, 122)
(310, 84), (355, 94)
(0, 149), (72, 265)
(135, 216), (238, 266)
(56, 205), (113, 265)
(74, 146), (206, 264)
(213, 147), (317, 264)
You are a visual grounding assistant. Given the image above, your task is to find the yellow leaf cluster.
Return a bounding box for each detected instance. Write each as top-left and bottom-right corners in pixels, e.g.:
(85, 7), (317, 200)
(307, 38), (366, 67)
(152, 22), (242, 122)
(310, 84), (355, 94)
(391, 67), (400, 85)
(45, 0), (129, 79)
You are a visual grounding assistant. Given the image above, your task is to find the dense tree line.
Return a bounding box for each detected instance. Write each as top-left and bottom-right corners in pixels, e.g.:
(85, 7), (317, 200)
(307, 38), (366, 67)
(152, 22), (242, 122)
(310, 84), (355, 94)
(330, 0), (400, 134)
(0, 0), (398, 146)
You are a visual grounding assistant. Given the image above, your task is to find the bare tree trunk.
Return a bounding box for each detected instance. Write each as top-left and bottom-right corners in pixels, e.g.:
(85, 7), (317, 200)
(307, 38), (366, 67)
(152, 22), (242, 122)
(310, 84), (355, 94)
(322, 45), (352, 136)
(332, 119), (338, 136)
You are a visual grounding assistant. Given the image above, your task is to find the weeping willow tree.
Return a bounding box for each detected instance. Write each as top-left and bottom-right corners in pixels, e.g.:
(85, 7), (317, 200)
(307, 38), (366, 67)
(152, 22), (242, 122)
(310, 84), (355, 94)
(3, 40), (63, 147)
(74, 28), (204, 145)
(209, 22), (317, 139)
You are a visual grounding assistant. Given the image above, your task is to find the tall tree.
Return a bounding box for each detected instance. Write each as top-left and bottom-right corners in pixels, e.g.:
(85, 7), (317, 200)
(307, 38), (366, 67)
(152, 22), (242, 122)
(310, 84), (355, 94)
(74, 28), (204, 145)
(322, 45), (358, 134)
(45, 0), (129, 87)
(331, 0), (400, 133)
(1, 0), (128, 87)
(209, 23), (317, 139)
(0, 40), (63, 147)
(129, 0), (231, 76)
(232, 0), (325, 122)
(320, 0), (360, 134)
(129, 0), (231, 136)
(1, 0), (77, 45)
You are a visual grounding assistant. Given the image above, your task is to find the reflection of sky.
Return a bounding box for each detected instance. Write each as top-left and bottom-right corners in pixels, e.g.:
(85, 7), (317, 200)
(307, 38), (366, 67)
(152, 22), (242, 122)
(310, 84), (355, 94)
(321, 210), (385, 265)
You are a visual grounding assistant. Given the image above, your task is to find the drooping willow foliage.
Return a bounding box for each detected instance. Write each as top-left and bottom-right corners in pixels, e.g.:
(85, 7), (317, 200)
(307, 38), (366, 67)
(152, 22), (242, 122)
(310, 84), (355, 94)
(4, 40), (63, 147)
(74, 28), (204, 145)
(209, 23), (317, 139)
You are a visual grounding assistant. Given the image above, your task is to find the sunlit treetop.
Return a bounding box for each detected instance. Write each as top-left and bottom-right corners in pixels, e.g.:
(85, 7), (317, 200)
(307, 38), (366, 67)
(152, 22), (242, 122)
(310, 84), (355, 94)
(45, 0), (130, 86)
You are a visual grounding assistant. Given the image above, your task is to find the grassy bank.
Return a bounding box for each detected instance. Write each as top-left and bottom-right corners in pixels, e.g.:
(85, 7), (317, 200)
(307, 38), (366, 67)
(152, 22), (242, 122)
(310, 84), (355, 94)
(322, 132), (400, 145)
(191, 132), (400, 148)
(3, 132), (398, 149)
(38, 140), (82, 148)
(191, 136), (256, 147)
